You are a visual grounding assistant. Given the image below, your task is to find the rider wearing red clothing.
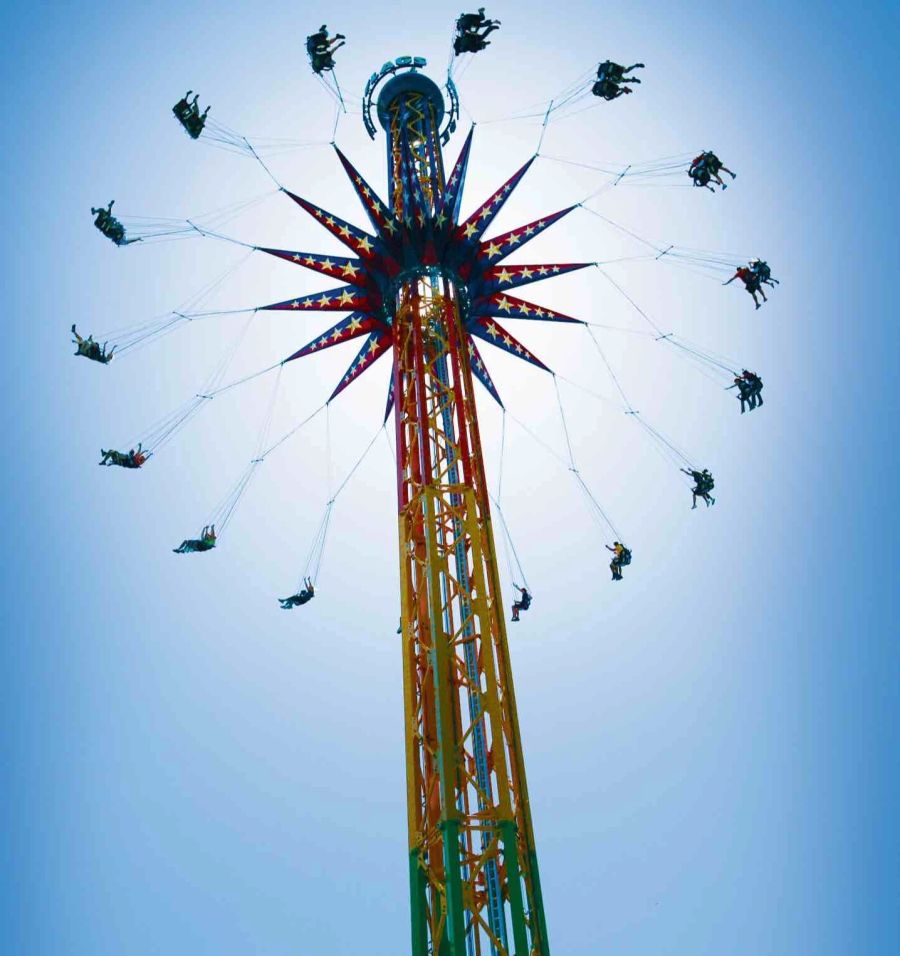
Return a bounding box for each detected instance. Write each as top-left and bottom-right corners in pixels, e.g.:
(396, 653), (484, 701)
(724, 266), (766, 308)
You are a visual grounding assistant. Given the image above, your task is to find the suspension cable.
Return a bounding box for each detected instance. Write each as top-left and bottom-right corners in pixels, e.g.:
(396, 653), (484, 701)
(126, 310), (261, 453)
(98, 248), (258, 357)
(491, 497), (530, 591)
(552, 375), (577, 468)
(584, 326), (637, 413)
(204, 364), (284, 536)
(595, 269), (744, 380)
(294, 423), (386, 590)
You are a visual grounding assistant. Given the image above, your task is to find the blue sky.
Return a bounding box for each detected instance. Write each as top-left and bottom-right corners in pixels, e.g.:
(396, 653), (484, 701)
(2, 1), (898, 954)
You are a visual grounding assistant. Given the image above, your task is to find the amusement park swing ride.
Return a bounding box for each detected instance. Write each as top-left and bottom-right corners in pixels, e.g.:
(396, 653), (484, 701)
(79, 15), (776, 956)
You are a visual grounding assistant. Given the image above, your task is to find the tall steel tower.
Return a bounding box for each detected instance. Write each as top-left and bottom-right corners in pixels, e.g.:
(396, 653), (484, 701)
(376, 66), (548, 956)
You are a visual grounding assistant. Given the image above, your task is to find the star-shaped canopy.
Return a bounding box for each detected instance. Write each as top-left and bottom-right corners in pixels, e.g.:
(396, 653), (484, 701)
(252, 131), (591, 410)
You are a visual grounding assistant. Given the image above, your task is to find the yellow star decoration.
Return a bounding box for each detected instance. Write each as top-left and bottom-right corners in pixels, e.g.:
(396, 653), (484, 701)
(341, 262), (359, 278)
(324, 216), (335, 227)
(502, 334), (513, 347)
(303, 256), (317, 266)
(321, 258), (334, 271)
(330, 328), (342, 342)
(497, 296), (512, 314)
(337, 225), (352, 239)
(314, 208), (324, 218)
(347, 315), (363, 333)
(507, 232), (521, 245)
(534, 307), (546, 318)
(485, 322), (499, 339)
(524, 224), (535, 236)
(338, 290), (355, 306)
(485, 242), (502, 259)
(537, 266), (548, 275)
(356, 236), (373, 254)
(520, 266), (534, 279)
(463, 222), (478, 239)
(478, 206), (493, 221)
(383, 219), (397, 235)
(435, 211), (447, 228)
(317, 295), (333, 308)
(515, 343), (524, 354)
(361, 185), (371, 198)
(291, 254), (301, 262)
(520, 303), (532, 315)
(497, 268), (513, 284)
(366, 339), (379, 355)
(290, 300), (300, 309)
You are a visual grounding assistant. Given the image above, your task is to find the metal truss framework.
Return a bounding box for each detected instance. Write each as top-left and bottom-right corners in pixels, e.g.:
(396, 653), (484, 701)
(386, 78), (549, 956)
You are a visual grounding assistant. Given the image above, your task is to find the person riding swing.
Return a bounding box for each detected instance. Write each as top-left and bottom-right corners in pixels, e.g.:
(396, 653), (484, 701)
(742, 369), (764, 407)
(173, 524), (217, 554)
(72, 324), (114, 364)
(279, 577), (316, 609)
(750, 259), (778, 287)
(173, 91), (193, 121)
(680, 468), (716, 509)
(99, 443), (149, 469)
(724, 265), (767, 308)
(727, 375), (755, 413)
(605, 541), (632, 580)
(511, 583), (531, 622)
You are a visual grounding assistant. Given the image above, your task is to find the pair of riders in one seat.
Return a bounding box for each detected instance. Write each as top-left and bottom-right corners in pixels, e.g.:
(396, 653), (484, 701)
(172, 90), (210, 139)
(688, 151), (736, 191)
(727, 369), (764, 413)
(592, 60), (645, 100)
(681, 468), (716, 509)
(306, 25), (345, 74)
(72, 324), (114, 364)
(91, 200), (137, 246)
(454, 8), (501, 55)
(724, 259), (779, 308)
